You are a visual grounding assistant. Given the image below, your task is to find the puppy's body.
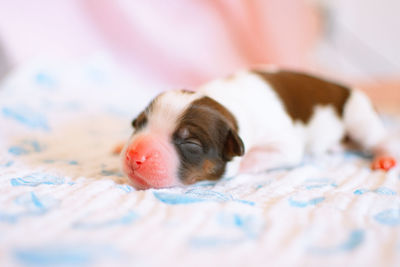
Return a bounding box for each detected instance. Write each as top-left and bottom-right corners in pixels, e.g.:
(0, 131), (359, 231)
(121, 69), (395, 189)
(201, 70), (384, 175)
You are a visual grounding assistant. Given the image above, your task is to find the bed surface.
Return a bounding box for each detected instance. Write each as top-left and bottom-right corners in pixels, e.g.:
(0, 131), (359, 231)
(1, 58), (400, 267)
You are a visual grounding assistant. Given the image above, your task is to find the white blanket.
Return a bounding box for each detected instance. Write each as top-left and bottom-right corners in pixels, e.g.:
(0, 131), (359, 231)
(1, 58), (400, 267)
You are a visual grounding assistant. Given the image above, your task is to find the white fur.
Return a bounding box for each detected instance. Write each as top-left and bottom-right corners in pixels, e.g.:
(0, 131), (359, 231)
(199, 71), (384, 175)
(302, 106), (345, 155)
(343, 90), (386, 150)
(146, 91), (203, 136)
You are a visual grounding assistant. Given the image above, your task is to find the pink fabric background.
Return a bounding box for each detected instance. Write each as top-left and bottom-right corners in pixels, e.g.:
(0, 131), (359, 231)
(0, 0), (319, 88)
(0, 0), (398, 111)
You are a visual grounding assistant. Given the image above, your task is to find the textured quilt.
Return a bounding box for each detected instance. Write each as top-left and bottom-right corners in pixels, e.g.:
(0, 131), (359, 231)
(1, 58), (400, 267)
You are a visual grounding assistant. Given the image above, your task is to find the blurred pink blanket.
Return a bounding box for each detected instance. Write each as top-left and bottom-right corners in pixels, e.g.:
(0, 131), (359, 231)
(83, 0), (318, 87)
(0, 0), (319, 88)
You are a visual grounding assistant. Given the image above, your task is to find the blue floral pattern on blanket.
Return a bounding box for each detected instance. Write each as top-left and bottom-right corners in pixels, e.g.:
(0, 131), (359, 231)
(188, 212), (264, 248)
(11, 173), (65, 187)
(374, 209), (400, 226)
(72, 211), (138, 229)
(14, 244), (125, 266)
(309, 229), (365, 255)
(0, 192), (59, 223)
(2, 106), (50, 131)
(153, 188), (255, 206)
(1, 59), (400, 267)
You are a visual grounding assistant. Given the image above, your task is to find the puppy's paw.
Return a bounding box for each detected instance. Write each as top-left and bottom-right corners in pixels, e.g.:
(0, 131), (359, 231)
(371, 156), (397, 171)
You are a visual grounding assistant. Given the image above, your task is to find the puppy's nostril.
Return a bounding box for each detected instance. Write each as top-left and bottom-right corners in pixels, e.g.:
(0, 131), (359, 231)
(129, 155), (146, 170)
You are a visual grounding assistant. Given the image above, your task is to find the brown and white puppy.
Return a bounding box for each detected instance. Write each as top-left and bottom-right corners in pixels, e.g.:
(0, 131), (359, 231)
(120, 68), (397, 189)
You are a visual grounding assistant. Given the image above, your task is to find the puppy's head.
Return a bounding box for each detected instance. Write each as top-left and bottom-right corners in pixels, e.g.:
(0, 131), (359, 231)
(121, 90), (244, 189)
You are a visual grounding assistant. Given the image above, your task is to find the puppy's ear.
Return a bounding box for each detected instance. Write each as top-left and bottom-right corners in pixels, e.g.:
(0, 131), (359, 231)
(131, 93), (161, 129)
(131, 111), (147, 129)
(223, 129), (245, 161)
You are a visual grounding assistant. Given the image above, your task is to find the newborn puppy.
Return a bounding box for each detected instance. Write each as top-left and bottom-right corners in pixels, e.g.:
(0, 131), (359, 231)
(120, 69), (397, 189)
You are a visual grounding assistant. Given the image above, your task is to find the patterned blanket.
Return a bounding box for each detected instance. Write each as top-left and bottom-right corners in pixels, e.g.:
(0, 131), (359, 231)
(1, 58), (400, 267)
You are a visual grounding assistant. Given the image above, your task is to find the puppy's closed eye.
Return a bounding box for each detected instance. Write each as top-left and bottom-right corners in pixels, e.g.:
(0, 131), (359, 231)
(180, 139), (203, 154)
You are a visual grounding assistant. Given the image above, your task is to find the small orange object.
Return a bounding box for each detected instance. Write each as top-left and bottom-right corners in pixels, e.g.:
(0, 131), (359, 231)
(371, 156), (397, 171)
(112, 143), (125, 155)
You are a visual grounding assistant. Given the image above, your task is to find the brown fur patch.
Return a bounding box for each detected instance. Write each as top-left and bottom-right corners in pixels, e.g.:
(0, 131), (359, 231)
(131, 94), (160, 129)
(180, 89), (196, 94)
(188, 97), (240, 131)
(202, 159), (216, 174)
(173, 96), (244, 184)
(131, 111), (147, 129)
(254, 70), (351, 123)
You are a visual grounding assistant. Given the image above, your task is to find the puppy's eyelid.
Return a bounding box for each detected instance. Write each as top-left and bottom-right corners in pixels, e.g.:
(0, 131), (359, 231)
(184, 138), (202, 146)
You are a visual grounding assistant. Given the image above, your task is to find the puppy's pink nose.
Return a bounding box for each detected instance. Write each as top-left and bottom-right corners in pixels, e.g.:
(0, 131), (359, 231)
(126, 150), (146, 170)
(122, 134), (179, 189)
